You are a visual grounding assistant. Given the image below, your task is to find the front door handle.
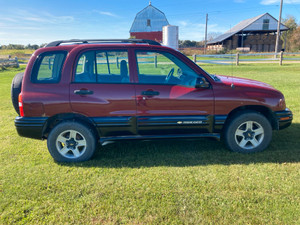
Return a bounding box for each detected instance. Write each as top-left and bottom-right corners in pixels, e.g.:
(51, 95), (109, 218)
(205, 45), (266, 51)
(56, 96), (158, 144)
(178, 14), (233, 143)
(74, 89), (94, 95)
(141, 90), (160, 96)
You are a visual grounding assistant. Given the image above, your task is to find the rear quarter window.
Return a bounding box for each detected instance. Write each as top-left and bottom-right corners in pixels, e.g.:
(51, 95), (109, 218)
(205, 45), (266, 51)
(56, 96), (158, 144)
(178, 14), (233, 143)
(31, 51), (67, 83)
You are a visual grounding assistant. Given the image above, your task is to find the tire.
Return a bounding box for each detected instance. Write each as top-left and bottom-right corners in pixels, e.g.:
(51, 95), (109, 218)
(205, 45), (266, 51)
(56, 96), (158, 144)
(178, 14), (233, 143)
(47, 121), (97, 162)
(224, 112), (272, 153)
(11, 72), (24, 115)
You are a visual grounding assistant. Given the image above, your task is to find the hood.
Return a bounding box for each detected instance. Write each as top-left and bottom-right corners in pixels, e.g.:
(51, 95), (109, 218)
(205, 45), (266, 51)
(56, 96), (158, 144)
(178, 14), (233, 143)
(216, 75), (277, 91)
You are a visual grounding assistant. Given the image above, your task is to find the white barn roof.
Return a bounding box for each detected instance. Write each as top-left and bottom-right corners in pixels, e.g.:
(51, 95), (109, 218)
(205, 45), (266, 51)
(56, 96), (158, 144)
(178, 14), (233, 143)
(208, 13), (288, 44)
(130, 3), (169, 33)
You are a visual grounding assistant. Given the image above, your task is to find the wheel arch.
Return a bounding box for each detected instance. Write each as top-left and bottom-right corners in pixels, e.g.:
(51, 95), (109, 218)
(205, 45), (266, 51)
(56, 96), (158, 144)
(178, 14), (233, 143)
(42, 113), (100, 140)
(224, 105), (278, 132)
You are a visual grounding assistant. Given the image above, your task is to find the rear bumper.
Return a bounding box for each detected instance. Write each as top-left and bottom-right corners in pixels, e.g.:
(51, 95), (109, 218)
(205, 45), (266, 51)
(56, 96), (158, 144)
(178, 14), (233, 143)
(275, 108), (293, 130)
(15, 117), (48, 139)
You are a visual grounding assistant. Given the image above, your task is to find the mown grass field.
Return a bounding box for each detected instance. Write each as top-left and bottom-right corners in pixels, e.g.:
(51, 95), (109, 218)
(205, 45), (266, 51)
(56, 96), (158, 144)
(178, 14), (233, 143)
(0, 63), (299, 224)
(0, 49), (34, 58)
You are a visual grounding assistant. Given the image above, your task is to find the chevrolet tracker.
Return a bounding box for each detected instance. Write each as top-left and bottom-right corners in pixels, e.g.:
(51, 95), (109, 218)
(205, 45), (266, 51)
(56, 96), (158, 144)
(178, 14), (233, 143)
(11, 39), (293, 162)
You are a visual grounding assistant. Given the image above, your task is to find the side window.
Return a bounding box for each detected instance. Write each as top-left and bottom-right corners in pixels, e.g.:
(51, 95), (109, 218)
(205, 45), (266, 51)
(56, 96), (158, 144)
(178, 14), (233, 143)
(31, 52), (66, 83)
(136, 51), (199, 86)
(75, 51), (96, 83)
(75, 50), (129, 83)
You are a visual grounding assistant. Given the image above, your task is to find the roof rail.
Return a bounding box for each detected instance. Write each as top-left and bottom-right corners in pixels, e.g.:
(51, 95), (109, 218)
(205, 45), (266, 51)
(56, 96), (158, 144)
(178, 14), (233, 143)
(45, 39), (161, 47)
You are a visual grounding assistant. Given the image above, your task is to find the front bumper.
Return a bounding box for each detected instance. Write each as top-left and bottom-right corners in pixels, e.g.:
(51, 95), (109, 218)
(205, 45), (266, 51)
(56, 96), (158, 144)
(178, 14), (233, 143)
(275, 108), (293, 130)
(15, 117), (48, 139)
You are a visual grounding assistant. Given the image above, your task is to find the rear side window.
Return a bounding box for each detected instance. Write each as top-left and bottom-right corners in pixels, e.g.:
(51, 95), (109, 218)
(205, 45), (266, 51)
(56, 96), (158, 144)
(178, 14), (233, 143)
(31, 52), (67, 83)
(74, 50), (129, 83)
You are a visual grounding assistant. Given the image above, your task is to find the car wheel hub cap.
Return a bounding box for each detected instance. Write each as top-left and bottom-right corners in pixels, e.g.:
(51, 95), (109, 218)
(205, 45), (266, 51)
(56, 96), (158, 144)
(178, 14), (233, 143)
(56, 130), (87, 159)
(243, 129), (255, 140)
(66, 138), (78, 149)
(235, 121), (264, 150)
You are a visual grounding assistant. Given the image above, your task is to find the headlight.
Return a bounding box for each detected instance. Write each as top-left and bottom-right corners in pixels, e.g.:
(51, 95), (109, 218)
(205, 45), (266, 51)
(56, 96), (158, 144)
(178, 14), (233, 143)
(278, 98), (286, 109)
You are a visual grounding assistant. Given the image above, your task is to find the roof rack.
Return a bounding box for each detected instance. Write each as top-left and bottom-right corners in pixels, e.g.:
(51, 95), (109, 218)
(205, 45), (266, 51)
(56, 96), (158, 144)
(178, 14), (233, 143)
(45, 39), (161, 47)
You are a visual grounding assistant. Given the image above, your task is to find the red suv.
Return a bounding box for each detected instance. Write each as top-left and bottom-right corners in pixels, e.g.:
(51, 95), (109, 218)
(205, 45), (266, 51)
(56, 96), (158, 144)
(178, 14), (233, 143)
(11, 39), (292, 162)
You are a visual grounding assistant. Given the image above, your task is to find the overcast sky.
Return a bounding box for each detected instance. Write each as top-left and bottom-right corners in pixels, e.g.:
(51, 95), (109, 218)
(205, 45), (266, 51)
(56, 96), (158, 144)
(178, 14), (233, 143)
(0, 0), (300, 45)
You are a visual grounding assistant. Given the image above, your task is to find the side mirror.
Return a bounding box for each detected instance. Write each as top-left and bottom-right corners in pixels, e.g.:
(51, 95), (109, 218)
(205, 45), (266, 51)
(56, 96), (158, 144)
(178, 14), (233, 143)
(195, 77), (210, 89)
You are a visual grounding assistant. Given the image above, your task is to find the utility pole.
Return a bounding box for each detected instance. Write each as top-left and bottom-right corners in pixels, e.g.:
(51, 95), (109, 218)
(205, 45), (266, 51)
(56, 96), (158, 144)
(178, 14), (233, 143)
(275, 0), (283, 55)
(204, 13), (208, 54)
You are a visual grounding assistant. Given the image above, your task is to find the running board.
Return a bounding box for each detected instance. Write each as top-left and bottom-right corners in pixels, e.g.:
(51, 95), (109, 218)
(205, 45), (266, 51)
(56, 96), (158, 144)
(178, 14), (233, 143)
(100, 133), (220, 145)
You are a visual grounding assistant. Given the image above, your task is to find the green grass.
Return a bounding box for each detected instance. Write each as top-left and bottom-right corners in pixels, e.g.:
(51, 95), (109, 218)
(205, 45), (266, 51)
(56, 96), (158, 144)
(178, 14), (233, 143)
(0, 64), (300, 224)
(0, 49), (34, 58)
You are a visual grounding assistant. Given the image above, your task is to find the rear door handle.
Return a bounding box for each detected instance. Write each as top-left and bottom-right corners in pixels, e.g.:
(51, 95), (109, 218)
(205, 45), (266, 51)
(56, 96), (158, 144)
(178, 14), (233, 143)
(141, 91), (160, 96)
(74, 89), (94, 95)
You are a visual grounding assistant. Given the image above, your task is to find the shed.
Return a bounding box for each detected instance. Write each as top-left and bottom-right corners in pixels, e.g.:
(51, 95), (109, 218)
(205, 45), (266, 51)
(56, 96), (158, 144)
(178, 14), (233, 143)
(130, 2), (169, 42)
(207, 13), (289, 52)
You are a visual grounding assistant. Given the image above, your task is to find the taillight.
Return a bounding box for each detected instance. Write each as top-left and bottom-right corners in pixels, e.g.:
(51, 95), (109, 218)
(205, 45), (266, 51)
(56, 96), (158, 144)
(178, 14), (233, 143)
(18, 94), (24, 117)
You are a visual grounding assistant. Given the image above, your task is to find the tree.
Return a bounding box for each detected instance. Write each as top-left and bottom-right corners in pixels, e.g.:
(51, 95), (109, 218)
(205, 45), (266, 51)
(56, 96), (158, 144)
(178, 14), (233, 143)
(289, 26), (300, 51)
(207, 32), (222, 41)
(282, 15), (298, 51)
(0, 44), (41, 50)
(178, 40), (203, 48)
(39, 43), (47, 48)
(26, 44), (39, 50)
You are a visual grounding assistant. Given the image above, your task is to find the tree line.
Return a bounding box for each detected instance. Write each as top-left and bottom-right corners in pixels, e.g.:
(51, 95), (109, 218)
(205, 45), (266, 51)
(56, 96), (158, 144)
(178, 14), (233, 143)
(0, 44), (46, 50)
(179, 40), (204, 48)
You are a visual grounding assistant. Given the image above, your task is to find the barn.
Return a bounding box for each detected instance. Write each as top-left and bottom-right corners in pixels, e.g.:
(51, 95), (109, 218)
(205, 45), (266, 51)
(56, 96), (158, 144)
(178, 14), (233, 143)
(207, 13), (289, 52)
(130, 2), (169, 42)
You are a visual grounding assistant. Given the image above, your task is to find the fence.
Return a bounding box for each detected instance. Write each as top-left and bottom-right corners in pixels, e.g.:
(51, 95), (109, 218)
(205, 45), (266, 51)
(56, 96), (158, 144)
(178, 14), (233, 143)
(193, 52), (300, 66)
(0, 56), (19, 68)
(2, 52), (300, 68)
(0, 54), (32, 68)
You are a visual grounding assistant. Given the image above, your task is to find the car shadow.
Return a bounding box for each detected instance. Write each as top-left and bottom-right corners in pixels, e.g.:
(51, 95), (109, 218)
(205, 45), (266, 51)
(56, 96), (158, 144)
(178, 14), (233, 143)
(62, 123), (300, 168)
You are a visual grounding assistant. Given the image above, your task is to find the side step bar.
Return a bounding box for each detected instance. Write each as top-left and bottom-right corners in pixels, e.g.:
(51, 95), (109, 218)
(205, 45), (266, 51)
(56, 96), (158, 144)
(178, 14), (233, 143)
(100, 133), (220, 145)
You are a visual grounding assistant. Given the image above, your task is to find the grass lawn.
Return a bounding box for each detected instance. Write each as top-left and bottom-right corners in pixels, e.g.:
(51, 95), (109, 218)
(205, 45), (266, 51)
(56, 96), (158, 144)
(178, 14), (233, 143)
(0, 64), (299, 224)
(0, 49), (34, 58)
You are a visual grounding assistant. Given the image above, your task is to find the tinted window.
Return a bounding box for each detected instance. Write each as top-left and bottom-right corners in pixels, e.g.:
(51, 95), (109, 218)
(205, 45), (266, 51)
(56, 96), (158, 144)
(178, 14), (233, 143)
(32, 52), (66, 83)
(75, 51), (97, 83)
(75, 51), (129, 83)
(136, 51), (199, 87)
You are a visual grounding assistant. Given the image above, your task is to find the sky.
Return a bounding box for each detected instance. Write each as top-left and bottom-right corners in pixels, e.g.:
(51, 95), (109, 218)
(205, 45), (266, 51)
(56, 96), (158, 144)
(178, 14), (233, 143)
(0, 0), (300, 45)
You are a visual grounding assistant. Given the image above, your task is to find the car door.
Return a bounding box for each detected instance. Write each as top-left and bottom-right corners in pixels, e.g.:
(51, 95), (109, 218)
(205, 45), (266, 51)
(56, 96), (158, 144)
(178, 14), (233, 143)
(134, 50), (214, 135)
(70, 49), (137, 136)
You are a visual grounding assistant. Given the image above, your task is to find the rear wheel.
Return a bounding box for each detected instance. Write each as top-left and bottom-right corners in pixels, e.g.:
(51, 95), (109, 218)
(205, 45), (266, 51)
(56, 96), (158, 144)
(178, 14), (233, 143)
(11, 72), (24, 115)
(47, 122), (97, 162)
(224, 112), (272, 153)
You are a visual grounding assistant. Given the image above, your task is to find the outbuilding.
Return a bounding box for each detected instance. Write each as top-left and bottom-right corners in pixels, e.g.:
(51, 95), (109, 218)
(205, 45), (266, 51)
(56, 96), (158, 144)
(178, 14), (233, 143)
(207, 13), (288, 52)
(130, 2), (169, 42)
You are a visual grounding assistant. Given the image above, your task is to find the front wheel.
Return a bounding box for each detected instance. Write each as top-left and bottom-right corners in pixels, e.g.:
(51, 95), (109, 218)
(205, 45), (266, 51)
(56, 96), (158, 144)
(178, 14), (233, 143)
(224, 112), (272, 153)
(47, 122), (97, 162)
